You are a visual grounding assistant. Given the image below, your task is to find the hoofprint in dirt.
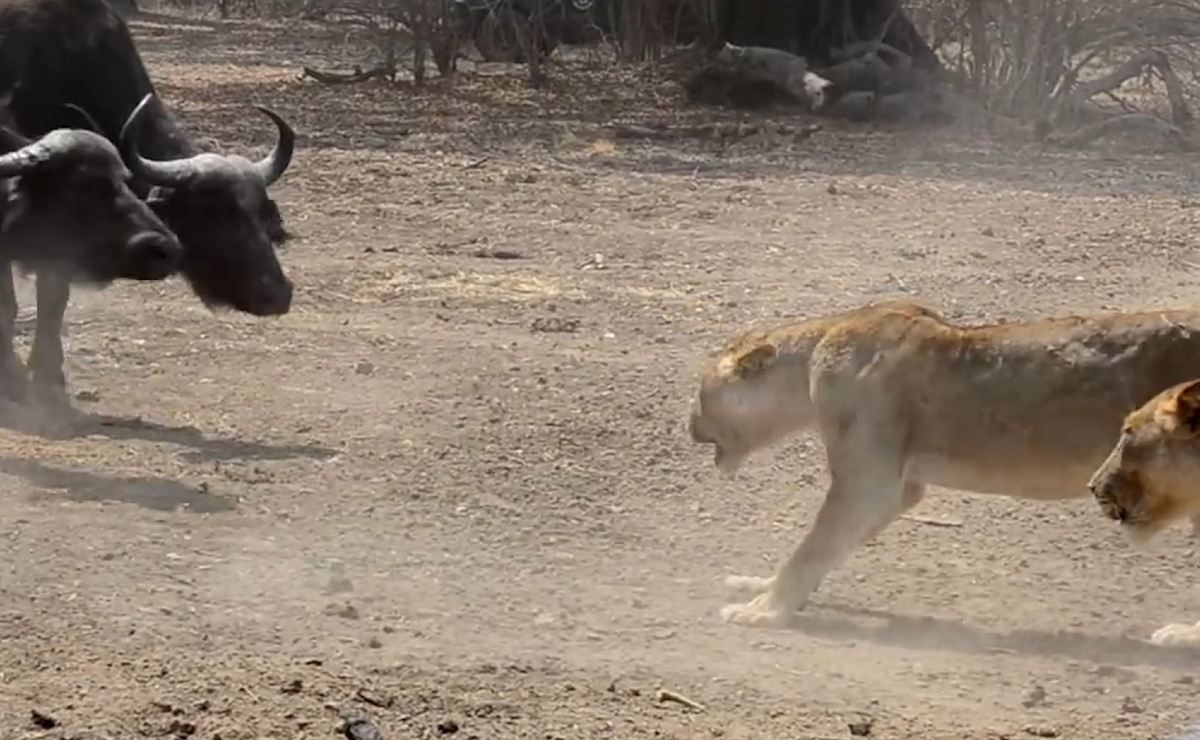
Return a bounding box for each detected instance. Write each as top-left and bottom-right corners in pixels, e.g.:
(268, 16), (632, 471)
(2, 13), (1200, 740)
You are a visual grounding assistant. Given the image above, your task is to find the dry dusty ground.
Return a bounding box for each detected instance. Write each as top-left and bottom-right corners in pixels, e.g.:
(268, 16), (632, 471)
(3, 13), (1200, 740)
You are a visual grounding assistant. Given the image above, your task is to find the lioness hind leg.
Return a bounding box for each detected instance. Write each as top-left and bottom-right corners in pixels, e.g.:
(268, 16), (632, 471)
(1190, 514), (1200, 538)
(723, 481), (925, 599)
(1150, 620), (1200, 647)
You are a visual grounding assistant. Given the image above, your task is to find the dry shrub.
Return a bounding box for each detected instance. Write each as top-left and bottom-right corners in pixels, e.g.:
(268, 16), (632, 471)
(911, 0), (1200, 133)
(603, 0), (712, 61)
(293, 0), (462, 84)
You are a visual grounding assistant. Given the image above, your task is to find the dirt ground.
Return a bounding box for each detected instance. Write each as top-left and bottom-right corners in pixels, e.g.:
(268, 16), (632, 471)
(3, 13), (1200, 740)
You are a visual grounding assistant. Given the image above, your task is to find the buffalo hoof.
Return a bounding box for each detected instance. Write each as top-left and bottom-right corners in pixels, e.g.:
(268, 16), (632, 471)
(26, 381), (81, 438)
(0, 357), (27, 403)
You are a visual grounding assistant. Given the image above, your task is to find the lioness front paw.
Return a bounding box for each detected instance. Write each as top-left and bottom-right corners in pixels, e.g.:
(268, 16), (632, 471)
(1150, 620), (1200, 647)
(724, 574), (775, 596)
(719, 592), (796, 629)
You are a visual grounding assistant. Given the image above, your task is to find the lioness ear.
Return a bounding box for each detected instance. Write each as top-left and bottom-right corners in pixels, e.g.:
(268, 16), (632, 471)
(734, 344), (777, 377)
(1168, 379), (1200, 435)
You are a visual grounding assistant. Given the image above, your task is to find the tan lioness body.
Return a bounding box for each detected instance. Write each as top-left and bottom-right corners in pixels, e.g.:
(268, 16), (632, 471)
(1089, 378), (1200, 646)
(689, 300), (1200, 629)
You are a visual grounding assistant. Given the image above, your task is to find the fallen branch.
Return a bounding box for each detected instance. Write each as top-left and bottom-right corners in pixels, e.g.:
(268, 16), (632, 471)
(829, 40), (912, 69)
(901, 514), (963, 528)
(1050, 48), (1194, 134)
(657, 689), (706, 711)
(610, 122), (821, 142)
(300, 64), (392, 84)
(815, 52), (935, 96)
(1154, 52), (1194, 132)
(820, 89), (952, 124)
(1056, 49), (1161, 117)
(1050, 112), (1197, 151)
(683, 43), (829, 110)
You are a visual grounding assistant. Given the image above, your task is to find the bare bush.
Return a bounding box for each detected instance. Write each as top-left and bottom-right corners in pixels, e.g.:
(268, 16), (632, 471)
(912, 0), (1200, 145)
(599, 0), (711, 61)
(298, 0), (460, 84)
(610, 0), (665, 61)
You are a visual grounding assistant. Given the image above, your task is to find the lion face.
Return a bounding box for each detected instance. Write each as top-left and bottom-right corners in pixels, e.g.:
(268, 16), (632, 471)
(1088, 378), (1200, 542)
(689, 339), (811, 475)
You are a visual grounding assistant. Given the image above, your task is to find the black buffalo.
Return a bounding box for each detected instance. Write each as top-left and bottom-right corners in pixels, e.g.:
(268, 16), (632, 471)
(0, 0), (297, 410)
(0, 111), (183, 402)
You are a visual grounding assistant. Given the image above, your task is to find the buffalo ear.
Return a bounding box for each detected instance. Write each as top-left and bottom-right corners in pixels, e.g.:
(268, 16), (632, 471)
(734, 344), (777, 378)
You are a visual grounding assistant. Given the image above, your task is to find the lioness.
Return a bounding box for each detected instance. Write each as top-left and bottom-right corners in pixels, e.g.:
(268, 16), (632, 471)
(1088, 378), (1200, 646)
(689, 300), (1200, 629)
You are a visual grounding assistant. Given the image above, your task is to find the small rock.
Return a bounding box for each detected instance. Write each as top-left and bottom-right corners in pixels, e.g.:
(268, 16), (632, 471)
(281, 679), (303, 695)
(1120, 697), (1142, 714)
(355, 688), (394, 709)
(355, 361), (375, 376)
(531, 317), (580, 334)
(75, 390), (101, 403)
(848, 718), (872, 736)
(326, 562), (354, 594)
(30, 709), (57, 729)
(1022, 685), (1047, 708)
(1024, 726), (1059, 738)
(365, 636), (383, 649)
(437, 719), (460, 734)
(342, 718), (383, 740)
(327, 574), (354, 594)
(324, 602), (360, 620)
(981, 227), (995, 237)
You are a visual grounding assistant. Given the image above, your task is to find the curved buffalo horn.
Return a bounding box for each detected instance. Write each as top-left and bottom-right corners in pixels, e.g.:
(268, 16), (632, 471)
(0, 123), (32, 155)
(118, 93), (200, 187)
(251, 105), (294, 186)
(0, 91), (33, 154)
(0, 132), (68, 177)
(63, 103), (103, 134)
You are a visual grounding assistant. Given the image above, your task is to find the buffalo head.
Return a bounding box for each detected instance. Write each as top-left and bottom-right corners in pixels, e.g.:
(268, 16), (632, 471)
(0, 124), (181, 284)
(119, 93), (295, 316)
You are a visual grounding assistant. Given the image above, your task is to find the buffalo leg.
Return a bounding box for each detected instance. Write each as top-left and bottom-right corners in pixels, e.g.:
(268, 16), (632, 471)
(27, 268), (72, 411)
(0, 260), (27, 402)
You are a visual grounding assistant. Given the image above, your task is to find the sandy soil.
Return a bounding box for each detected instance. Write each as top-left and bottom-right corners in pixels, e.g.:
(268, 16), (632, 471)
(2, 13), (1200, 740)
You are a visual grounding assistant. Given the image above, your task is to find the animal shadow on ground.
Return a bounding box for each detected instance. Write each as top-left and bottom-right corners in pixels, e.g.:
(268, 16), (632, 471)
(0, 455), (235, 513)
(88, 414), (338, 463)
(792, 602), (1200, 670)
(0, 405), (337, 463)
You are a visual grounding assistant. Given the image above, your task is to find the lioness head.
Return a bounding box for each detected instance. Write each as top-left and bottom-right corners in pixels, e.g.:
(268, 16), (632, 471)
(1088, 378), (1200, 542)
(689, 332), (812, 475)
